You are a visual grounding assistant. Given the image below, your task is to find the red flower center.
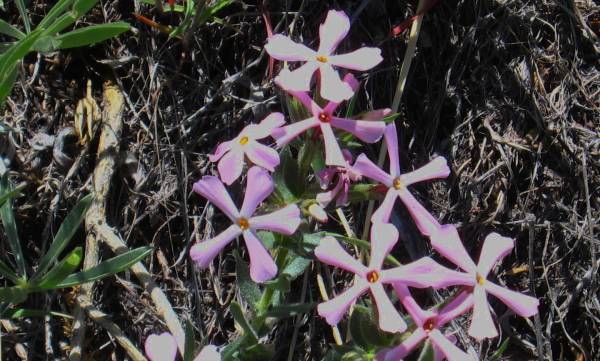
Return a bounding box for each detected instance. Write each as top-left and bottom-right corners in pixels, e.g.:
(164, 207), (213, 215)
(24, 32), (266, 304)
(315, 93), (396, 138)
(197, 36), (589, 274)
(366, 270), (380, 283)
(423, 318), (436, 332)
(318, 112), (331, 123)
(237, 218), (249, 230)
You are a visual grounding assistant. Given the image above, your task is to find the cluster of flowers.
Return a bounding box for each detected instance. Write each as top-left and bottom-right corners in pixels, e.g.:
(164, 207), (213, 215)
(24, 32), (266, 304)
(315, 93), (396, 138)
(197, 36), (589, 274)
(146, 10), (539, 361)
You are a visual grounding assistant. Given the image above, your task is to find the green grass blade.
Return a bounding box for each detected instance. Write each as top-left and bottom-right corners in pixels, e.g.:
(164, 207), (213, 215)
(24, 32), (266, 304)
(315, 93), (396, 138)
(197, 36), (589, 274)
(0, 29), (42, 103)
(72, 0), (99, 16)
(52, 22), (130, 49)
(32, 194), (92, 280)
(0, 259), (19, 284)
(0, 19), (25, 39)
(0, 175), (26, 278)
(53, 246), (152, 288)
(0, 182), (24, 207)
(198, 0), (233, 25)
(33, 247), (83, 290)
(14, 0), (31, 33)
(37, 0), (75, 29)
(0, 286), (28, 304)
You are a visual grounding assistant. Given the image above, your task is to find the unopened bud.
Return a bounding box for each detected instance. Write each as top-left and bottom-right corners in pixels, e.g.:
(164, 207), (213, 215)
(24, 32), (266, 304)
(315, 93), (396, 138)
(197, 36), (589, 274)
(308, 203), (328, 223)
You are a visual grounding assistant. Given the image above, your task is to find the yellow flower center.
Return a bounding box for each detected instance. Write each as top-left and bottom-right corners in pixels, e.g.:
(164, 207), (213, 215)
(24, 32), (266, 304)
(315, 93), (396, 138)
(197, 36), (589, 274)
(476, 273), (485, 286)
(237, 217), (249, 230)
(318, 112), (331, 123)
(366, 270), (380, 283)
(316, 55), (329, 63)
(239, 136), (249, 145)
(423, 318), (435, 332)
(393, 177), (404, 190)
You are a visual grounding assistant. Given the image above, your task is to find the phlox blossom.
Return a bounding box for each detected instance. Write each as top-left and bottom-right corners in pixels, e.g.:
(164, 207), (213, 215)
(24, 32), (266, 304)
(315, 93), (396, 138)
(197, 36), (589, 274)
(429, 225), (540, 339)
(273, 73), (388, 166)
(265, 10), (383, 103)
(316, 149), (362, 207)
(209, 112), (285, 185)
(315, 223), (467, 333)
(190, 166), (301, 282)
(353, 123), (450, 236)
(145, 332), (220, 361)
(376, 285), (476, 361)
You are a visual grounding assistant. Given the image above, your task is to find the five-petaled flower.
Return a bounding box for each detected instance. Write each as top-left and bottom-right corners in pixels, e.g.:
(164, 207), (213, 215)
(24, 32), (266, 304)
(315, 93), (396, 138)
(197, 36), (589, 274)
(316, 149), (362, 207)
(376, 284), (476, 361)
(209, 112), (285, 185)
(315, 223), (466, 333)
(272, 73), (388, 166)
(429, 225), (540, 339)
(190, 166), (301, 282)
(265, 10), (383, 103)
(145, 332), (220, 361)
(353, 122), (450, 236)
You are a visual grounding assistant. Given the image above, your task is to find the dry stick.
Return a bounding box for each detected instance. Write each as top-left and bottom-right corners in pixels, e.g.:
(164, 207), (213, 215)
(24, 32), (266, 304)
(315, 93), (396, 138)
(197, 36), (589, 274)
(70, 81), (125, 360)
(315, 266), (343, 346)
(360, 0), (427, 242)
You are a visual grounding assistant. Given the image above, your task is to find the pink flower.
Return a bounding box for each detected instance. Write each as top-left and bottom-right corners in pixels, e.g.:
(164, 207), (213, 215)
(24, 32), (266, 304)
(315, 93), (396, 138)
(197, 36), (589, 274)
(315, 223), (465, 333)
(273, 73), (388, 166)
(353, 123), (450, 235)
(209, 112), (285, 185)
(264, 10), (383, 102)
(316, 149), (362, 207)
(429, 225), (540, 340)
(375, 285), (476, 361)
(145, 332), (220, 361)
(190, 166), (301, 282)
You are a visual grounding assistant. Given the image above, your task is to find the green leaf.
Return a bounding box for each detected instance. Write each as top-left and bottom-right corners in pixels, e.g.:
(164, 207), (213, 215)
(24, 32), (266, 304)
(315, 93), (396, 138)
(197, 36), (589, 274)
(38, 0), (75, 29)
(237, 343), (274, 361)
(488, 338), (510, 361)
(33, 247), (83, 290)
(416, 340), (435, 361)
(197, 0), (234, 25)
(0, 259), (18, 284)
(0, 181), (25, 207)
(262, 275), (290, 292)
(0, 19), (26, 40)
(15, 0), (31, 33)
(73, 0), (100, 16)
(1, 307), (72, 319)
(52, 22), (130, 49)
(272, 147), (301, 202)
(235, 252), (261, 312)
(264, 302), (315, 319)
(347, 183), (382, 203)
(53, 246), (152, 288)
(33, 194), (92, 280)
(0, 30), (43, 102)
(183, 319), (196, 361)
(349, 305), (392, 349)
(230, 302), (258, 342)
(0, 174), (26, 278)
(0, 286), (28, 304)
(280, 253), (311, 280)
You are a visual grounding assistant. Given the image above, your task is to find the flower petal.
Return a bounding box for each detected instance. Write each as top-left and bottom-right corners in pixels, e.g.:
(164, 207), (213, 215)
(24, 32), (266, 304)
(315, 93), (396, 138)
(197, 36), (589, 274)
(323, 74), (360, 114)
(384, 123), (401, 178)
(274, 62), (320, 92)
(356, 108), (392, 121)
(485, 281), (539, 317)
(244, 112), (286, 139)
(397, 190), (441, 236)
(368, 222), (399, 270)
(400, 156), (450, 187)
(317, 10), (350, 55)
(240, 166), (274, 217)
(382, 257), (472, 289)
(217, 149), (245, 185)
(329, 47), (384, 71)
(245, 142), (280, 172)
(477, 232), (514, 278)
(353, 153), (393, 186)
(193, 176), (240, 220)
(330, 117), (386, 143)
(318, 281), (369, 326)
(371, 189), (398, 224)
(190, 225), (241, 269)
(393, 283), (431, 326)
(376, 328), (427, 361)
(321, 122), (347, 166)
(315, 236), (368, 276)
(317, 168), (337, 189)
(145, 332), (178, 361)
(317, 178), (343, 208)
(194, 345), (221, 361)
(429, 330), (475, 361)
(319, 64), (355, 103)
(370, 282), (407, 333)
(436, 291), (474, 327)
(265, 34), (315, 61)
(429, 225), (477, 273)
(272, 117), (319, 147)
(468, 285), (498, 340)
(242, 230), (278, 282)
(208, 140), (232, 163)
(249, 204), (301, 235)
(433, 334), (458, 361)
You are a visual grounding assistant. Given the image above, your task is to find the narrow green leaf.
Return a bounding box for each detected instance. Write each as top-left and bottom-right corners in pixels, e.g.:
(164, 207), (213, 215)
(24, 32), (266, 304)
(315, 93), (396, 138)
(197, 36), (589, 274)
(229, 302), (258, 342)
(33, 247), (83, 290)
(72, 0), (100, 16)
(0, 174), (26, 278)
(52, 22), (130, 49)
(33, 194), (92, 280)
(53, 246), (152, 288)
(235, 252), (261, 312)
(280, 253), (311, 281)
(38, 0), (75, 29)
(41, 11), (77, 36)
(0, 181), (24, 207)
(0, 30), (43, 102)
(14, 0), (31, 33)
(1, 307), (72, 319)
(416, 340), (435, 361)
(0, 286), (28, 304)
(0, 259), (19, 284)
(0, 19), (25, 40)
(197, 0), (234, 25)
(183, 319), (196, 361)
(488, 338), (510, 361)
(264, 302), (315, 319)
(0, 64), (18, 103)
